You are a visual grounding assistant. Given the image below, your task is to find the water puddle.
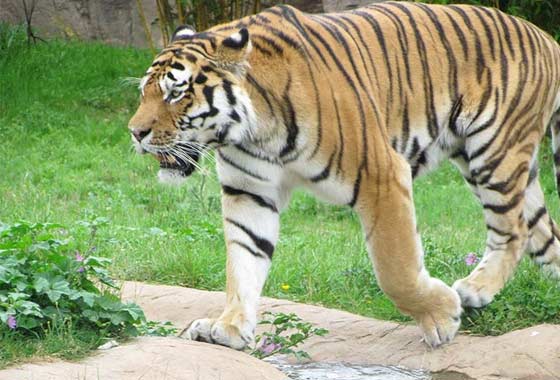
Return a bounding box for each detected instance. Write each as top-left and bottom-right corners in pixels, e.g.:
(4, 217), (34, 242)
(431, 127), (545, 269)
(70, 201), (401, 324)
(267, 358), (430, 380)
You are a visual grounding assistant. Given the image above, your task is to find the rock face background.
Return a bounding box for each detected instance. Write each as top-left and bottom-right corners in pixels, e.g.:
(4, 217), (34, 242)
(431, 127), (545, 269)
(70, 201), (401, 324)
(0, 0), (377, 48)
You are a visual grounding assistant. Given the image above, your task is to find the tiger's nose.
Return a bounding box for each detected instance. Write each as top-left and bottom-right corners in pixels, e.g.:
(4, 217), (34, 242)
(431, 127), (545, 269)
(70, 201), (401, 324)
(131, 128), (151, 142)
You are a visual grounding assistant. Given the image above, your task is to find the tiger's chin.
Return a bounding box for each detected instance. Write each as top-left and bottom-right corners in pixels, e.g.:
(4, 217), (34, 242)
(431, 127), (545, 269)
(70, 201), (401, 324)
(156, 155), (198, 186)
(157, 167), (190, 186)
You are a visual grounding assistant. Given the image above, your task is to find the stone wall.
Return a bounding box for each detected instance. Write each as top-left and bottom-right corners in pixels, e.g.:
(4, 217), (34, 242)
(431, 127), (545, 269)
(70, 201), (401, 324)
(0, 0), (381, 48)
(0, 0), (163, 47)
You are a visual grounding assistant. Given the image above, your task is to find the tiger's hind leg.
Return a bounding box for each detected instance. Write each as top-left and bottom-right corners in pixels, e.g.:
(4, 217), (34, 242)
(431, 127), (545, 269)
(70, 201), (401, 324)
(452, 140), (536, 308)
(524, 166), (560, 277)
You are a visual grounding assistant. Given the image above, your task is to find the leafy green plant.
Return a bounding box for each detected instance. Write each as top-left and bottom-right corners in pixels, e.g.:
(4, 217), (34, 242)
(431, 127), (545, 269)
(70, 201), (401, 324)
(0, 221), (175, 338)
(250, 312), (328, 361)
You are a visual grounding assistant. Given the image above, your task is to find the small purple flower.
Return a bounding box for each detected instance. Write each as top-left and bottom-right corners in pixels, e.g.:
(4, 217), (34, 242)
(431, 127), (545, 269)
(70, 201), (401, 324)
(77, 266), (85, 273)
(259, 337), (282, 355)
(7, 315), (17, 330)
(75, 252), (84, 262)
(465, 252), (479, 266)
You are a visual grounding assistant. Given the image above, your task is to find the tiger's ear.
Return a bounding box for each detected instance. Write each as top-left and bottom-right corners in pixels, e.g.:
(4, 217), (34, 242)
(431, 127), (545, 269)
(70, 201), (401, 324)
(216, 28), (252, 75)
(171, 25), (196, 42)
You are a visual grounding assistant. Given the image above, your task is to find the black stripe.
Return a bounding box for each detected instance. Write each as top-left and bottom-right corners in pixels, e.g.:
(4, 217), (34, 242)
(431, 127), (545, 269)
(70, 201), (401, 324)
(471, 7), (496, 61)
(194, 73), (207, 84)
(494, 9), (515, 59)
(553, 150), (560, 166)
(315, 15), (369, 95)
(528, 163), (539, 185)
(486, 223), (516, 239)
(222, 80), (236, 105)
(218, 151), (268, 181)
(270, 5), (323, 161)
(448, 96), (464, 136)
(468, 77), (495, 132)
(246, 74), (274, 115)
(530, 236), (555, 257)
(400, 100), (410, 154)
(333, 93), (345, 176)
(510, 17), (528, 66)
(170, 61), (185, 70)
(310, 151), (336, 182)
(521, 22), (537, 82)
(367, 7), (411, 90)
(442, 9), (469, 59)
(252, 34), (284, 55)
(280, 76), (299, 158)
(416, 3), (459, 97)
(226, 218), (274, 259)
(408, 137), (420, 162)
(233, 144), (281, 165)
(353, 8), (398, 106)
(482, 192), (523, 214)
(348, 169), (363, 207)
(251, 40), (273, 56)
(528, 207), (547, 230)
(484, 162), (528, 194)
(266, 5), (324, 64)
(222, 185), (278, 212)
(305, 18), (369, 172)
(252, 9), (309, 59)
(478, 7), (508, 103)
(388, 2), (438, 138)
(230, 240), (268, 259)
(447, 5), (485, 82)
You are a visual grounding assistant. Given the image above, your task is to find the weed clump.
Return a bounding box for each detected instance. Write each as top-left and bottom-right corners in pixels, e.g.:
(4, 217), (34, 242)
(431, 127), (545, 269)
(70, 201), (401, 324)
(0, 220), (175, 366)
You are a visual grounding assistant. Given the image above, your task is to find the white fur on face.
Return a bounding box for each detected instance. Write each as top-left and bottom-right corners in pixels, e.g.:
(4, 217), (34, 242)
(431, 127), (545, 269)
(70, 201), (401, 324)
(176, 83), (257, 146)
(139, 74), (150, 97)
(160, 67), (192, 104)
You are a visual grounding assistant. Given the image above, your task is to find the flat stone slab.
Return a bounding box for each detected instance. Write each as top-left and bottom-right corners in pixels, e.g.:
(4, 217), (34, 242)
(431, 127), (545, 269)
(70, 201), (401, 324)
(121, 281), (560, 380)
(0, 337), (287, 380)
(1, 281), (558, 380)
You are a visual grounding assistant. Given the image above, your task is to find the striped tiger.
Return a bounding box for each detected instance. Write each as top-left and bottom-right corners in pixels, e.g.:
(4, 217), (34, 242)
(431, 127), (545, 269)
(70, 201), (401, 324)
(128, 1), (560, 348)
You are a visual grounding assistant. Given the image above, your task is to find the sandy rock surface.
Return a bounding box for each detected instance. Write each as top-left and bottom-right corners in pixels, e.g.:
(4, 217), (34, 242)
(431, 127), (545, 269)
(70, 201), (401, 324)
(0, 337), (286, 380)
(1, 281), (558, 380)
(121, 281), (560, 380)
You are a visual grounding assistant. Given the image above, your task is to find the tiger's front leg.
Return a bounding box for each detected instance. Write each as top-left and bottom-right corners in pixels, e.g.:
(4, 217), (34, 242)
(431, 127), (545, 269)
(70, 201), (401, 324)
(356, 155), (462, 347)
(182, 182), (280, 349)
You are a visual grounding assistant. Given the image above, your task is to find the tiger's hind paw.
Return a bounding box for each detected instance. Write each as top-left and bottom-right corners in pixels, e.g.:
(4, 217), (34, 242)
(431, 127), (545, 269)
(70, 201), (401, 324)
(453, 277), (496, 308)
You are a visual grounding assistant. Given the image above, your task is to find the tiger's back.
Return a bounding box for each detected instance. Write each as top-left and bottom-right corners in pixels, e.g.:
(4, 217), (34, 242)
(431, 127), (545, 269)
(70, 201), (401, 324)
(224, 2), (560, 179)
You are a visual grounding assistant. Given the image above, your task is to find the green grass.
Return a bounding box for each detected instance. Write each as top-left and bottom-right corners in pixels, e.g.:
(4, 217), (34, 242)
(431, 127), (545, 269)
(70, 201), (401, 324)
(1, 26), (559, 365)
(1, 320), (104, 368)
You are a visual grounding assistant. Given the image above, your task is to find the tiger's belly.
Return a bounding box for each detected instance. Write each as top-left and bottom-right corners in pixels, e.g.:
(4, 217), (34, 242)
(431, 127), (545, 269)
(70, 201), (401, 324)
(390, 124), (465, 179)
(286, 158), (357, 206)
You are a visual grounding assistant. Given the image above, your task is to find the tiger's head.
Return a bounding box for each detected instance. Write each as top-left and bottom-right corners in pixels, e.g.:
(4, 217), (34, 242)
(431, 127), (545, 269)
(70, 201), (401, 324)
(128, 26), (256, 183)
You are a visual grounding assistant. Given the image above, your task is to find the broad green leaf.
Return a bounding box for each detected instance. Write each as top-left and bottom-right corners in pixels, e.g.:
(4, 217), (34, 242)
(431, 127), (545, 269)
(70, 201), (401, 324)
(82, 309), (99, 322)
(33, 276), (50, 293)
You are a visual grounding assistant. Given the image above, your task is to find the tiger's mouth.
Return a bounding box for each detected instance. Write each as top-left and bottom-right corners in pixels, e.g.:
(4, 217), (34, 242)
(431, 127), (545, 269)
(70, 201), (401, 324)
(157, 150), (200, 177)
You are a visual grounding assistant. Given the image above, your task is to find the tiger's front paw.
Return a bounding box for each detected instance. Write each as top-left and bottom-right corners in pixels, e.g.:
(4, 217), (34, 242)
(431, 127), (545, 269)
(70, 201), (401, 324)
(180, 318), (254, 350)
(409, 279), (462, 348)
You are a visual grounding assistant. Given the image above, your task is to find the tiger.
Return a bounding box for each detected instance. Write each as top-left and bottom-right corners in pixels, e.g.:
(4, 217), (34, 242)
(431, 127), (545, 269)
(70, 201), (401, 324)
(128, 1), (560, 349)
